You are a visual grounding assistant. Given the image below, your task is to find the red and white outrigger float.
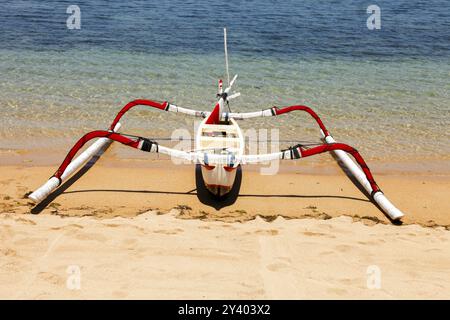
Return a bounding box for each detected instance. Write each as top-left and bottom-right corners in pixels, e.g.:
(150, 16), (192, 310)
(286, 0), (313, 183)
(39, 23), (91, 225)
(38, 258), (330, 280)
(29, 29), (404, 222)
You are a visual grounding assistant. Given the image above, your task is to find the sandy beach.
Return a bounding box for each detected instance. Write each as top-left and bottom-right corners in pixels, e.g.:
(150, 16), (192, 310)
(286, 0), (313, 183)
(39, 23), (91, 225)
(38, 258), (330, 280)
(1, 158), (449, 299)
(1, 0), (450, 303)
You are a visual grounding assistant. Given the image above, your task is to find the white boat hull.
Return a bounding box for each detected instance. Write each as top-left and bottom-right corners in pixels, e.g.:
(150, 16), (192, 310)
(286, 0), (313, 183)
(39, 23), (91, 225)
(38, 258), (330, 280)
(196, 118), (244, 196)
(201, 164), (239, 197)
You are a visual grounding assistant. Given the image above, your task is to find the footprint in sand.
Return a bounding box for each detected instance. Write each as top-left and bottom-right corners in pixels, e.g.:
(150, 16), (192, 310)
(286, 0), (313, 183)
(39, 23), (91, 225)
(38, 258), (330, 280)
(152, 228), (184, 235)
(254, 229), (279, 236)
(302, 231), (335, 238)
(357, 239), (385, 246)
(14, 217), (36, 225)
(51, 224), (84, 231)
(221, 224), (236, 229)
(0, 202), (16, 213)
(0, 248), (17, 257)
(92, 208), (114, 216)
(37, 271), (65, 286)
(68, 224), (84, 229)
(121, 238), (140, 250)
(104, 223), (120, 228)
(266, 257), (292, 272)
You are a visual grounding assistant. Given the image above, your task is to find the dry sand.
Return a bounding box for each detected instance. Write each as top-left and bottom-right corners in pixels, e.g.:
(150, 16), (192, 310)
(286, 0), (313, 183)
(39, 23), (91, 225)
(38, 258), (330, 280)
(0, 160), (449, 299)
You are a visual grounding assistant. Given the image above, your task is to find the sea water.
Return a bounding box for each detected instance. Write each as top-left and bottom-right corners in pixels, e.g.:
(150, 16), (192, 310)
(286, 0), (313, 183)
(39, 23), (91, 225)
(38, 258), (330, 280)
(0, 0), (449, 165)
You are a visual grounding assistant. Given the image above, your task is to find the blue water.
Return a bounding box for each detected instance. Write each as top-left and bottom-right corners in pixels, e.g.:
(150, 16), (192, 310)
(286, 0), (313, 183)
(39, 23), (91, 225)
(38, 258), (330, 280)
(0, 0), (449, 163)
(2, 0), (450, 58)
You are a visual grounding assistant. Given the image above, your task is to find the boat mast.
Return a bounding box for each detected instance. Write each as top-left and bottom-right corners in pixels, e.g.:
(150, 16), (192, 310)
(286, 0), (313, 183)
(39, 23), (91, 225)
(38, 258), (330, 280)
(224, 27), (230, 86)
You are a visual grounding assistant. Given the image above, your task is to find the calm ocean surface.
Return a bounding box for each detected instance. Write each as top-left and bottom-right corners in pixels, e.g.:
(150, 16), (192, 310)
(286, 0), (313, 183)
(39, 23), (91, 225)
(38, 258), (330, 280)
(0, 0), (449, 163)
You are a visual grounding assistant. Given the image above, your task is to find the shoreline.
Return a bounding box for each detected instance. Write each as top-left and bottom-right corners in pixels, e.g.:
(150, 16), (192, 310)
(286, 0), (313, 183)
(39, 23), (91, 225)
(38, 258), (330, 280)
(1, 146), (450, 175)
(1, 160), (449, 227)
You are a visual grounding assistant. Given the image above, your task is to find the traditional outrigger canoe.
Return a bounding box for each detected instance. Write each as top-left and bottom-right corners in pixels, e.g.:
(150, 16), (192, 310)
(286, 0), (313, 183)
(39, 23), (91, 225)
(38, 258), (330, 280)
(29, 29), (404, 222)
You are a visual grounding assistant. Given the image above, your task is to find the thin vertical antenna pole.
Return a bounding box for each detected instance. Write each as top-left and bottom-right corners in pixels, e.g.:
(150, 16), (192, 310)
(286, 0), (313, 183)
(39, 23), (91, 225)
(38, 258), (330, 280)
(224, 28), (230, 86)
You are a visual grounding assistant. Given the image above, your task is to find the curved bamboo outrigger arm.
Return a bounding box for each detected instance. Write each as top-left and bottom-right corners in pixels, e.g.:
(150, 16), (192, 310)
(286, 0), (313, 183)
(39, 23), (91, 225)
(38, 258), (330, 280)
(108, 100), (331, 137)
(29, 100), (404, 221)
(241, 142), (404, 221)
(28, 128), (233, 204)
(29, 126), (404, 221)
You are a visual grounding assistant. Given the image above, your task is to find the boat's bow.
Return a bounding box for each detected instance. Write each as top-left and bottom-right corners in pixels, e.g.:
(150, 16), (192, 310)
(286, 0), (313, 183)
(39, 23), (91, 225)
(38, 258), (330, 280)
(196, 118), (244, 197)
